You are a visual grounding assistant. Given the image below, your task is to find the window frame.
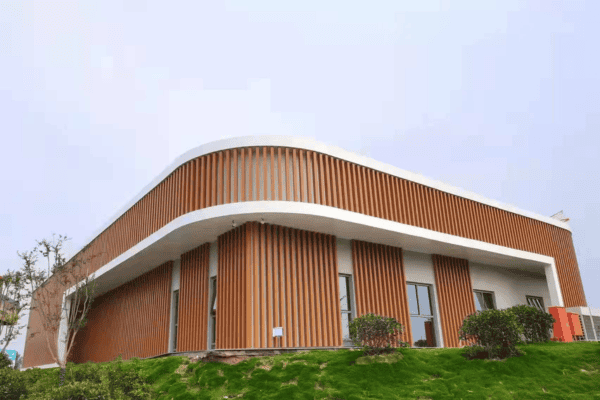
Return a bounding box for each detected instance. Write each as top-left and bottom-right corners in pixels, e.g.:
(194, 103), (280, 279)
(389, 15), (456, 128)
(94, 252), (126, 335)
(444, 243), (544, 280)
(526, 295), (545, 312)
(406, 282), (438, 348)
(473, 290), (496, 311)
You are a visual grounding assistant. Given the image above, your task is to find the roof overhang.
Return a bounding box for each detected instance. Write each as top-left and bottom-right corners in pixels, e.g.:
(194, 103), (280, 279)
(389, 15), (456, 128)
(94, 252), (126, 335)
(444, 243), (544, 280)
(66, 201), (560, 306)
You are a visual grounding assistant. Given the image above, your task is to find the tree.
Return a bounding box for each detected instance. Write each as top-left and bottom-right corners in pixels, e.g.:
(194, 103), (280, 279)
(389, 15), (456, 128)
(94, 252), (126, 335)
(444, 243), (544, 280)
(0, 271), (27, 357)
(19, 234), (100, 386)
(12, 351), (22, 370)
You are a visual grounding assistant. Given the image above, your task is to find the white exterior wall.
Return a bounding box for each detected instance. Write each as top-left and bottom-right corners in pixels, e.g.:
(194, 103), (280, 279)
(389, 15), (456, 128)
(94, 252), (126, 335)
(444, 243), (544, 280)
(470, 262), (551, 311)
(337, 238), (353, 275)
(209, 241), (218, 277)
(403, 251), (436, 284)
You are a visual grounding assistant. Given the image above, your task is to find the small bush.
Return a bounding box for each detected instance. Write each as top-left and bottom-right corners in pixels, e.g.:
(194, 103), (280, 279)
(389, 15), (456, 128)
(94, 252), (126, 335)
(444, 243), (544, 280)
(0, 352), (12, 369)
(507, 305), (555, 343)
(28, 380), (110, 400)
(27, 358), (153, 400)
(459, 309), (523, 359)
(0, 367), (27, 400)
(349, 313), (404, 356)
(106, 357), (153, 399)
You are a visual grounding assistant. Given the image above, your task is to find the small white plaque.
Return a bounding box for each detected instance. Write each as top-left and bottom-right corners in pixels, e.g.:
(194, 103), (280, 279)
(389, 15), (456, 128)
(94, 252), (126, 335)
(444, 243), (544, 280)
(273, 327), (283, 337)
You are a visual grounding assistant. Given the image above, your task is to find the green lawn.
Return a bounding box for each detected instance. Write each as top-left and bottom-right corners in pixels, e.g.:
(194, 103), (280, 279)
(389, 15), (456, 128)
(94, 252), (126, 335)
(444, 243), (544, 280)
(31, 342), (600, 399)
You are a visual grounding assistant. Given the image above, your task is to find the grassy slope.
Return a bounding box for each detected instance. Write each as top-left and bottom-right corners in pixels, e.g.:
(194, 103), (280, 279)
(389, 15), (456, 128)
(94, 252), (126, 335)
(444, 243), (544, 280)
(40, 342), (600, 400)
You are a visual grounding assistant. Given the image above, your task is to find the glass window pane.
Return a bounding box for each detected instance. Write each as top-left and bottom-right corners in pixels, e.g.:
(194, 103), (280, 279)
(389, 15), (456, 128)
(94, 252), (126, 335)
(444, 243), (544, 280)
(211, 279), (217, 312)
(173, 291), (179, 324)
(483, 293), (495, 310)
(410, 316), (436, 347)
(417, 285), (432, 316)
(408, 285), (419, 315)
(474, 292), (483, 311)
(341, 313), (350, 339)
(339, 276), (349, 311)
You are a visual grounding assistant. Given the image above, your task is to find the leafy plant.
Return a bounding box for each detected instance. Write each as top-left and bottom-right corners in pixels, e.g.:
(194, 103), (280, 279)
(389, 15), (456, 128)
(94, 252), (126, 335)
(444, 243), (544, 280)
(459, 309), (523, 359)
(0, 367), (27, 400)
(349, 313), (404, 355)
(0, 351), (12, 369)
(507, 305), (555, 343)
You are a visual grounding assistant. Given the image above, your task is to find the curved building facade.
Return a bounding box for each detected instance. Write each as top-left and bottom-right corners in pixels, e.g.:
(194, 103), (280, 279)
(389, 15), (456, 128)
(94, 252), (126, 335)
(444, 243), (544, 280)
(22, 136), (587, 368)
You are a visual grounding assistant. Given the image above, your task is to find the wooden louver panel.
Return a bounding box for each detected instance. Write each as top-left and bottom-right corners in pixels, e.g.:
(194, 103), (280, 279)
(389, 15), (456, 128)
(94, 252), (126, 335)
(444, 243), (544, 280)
(217, 224), (248, 349)
(69, 261), (172, 363)
(64, 146), (584, 309)
(431, 255), (477, 348)
(216, 222), (342, 349)
(352, 240), (413, 345)
(178, 243), (210, 352)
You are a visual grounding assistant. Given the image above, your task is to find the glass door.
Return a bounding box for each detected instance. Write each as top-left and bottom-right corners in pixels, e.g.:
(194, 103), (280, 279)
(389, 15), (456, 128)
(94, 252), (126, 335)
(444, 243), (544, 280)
(407, 283), (437, 347)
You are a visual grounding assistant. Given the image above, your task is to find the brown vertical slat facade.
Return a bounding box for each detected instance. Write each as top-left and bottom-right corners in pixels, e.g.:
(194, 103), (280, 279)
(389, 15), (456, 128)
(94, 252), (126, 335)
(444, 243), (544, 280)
(431, 255), (477, 348)
(178, 244), (210, 352)
(214, 222), (341, 349)
(351, 240), (413, 345)
(24, 144), (586, 367)
(69, 261), (172, 363)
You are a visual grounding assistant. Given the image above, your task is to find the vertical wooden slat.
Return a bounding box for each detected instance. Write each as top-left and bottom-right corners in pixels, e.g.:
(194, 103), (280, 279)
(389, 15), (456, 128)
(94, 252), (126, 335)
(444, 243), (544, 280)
(277, 148), (283, 201)
(225, 150), (230, 205)
(240, 149), (246, 203)
(262, 147), (268, 201)
(232, 149), (238, 204)
(270, 147), (276, 202)
(319, 153), (327, 207)
(307, 151), (315, 203)
(293, 149), (300, 202)
(299, 150), (307, 203)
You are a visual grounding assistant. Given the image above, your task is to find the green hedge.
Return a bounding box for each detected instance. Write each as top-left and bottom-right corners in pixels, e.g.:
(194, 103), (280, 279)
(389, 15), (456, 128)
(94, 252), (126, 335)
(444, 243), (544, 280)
(507, 305), (555, 343)
(459, 309), (523, 359)
(2, 356), (154, 400)
(349, 313), (405, 355)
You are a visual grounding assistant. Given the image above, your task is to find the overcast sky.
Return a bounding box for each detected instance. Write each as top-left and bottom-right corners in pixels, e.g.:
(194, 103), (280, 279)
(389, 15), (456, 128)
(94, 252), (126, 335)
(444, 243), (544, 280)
(1, 1), (599, 357)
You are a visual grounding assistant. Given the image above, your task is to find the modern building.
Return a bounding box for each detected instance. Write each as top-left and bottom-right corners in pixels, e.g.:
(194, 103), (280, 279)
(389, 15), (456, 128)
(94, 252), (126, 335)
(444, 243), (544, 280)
(22, 136), (592, 369)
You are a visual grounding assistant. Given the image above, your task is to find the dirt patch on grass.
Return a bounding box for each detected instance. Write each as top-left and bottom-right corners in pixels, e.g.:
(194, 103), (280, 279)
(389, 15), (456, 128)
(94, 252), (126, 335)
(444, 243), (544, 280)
(282, 377), (298, 386)
(355, 352), (403, 365)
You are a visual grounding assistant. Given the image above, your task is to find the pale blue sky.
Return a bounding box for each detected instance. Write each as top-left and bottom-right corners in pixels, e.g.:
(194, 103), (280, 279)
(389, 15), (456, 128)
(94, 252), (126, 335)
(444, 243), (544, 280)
(1, 1), (598, 356)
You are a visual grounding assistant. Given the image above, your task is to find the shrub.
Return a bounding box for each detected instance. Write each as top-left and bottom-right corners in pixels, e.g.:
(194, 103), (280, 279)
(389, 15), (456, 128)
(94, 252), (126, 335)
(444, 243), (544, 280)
(28, 380), (110, 400)
(0, 351), (12, 369)
(0, 367), (27, 400)
(507, 305), (555, 343)
(106, 358), (153, 399)
(459, 309), (523, 359)
(27, 358), (153, 400)
(349, 313), (404, 356)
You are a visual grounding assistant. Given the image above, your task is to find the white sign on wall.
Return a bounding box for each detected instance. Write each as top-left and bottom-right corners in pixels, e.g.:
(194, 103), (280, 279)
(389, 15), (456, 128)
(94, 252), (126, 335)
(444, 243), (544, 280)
(273, 327), (283, 337)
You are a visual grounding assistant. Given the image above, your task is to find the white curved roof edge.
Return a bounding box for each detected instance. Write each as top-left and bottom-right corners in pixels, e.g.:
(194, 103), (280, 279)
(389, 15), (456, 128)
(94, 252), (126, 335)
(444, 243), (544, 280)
(81, 135), (570, 253)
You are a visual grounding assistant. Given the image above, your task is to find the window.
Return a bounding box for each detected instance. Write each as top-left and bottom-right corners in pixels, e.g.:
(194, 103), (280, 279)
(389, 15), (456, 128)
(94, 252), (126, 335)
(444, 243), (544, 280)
(407, 283), (437, 347)
(210, 278), (217, 349)
(526, 296), (545, 312)
(339, 275), (353, 343)
(172, 290), (179, 352)
(473, 290), (496, 311)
